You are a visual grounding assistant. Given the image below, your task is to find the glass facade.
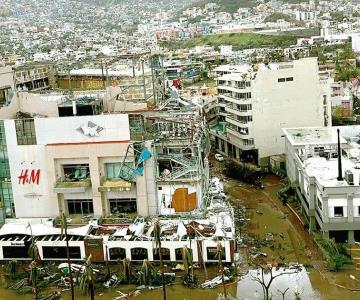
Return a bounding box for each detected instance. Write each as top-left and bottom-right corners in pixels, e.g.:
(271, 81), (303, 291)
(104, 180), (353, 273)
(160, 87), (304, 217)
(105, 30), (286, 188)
(0, 121), (14, 218)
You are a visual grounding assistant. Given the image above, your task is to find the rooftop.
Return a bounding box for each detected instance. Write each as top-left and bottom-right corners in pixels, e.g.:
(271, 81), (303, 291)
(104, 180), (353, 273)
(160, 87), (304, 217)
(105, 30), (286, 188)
(283, 127), (347, 146)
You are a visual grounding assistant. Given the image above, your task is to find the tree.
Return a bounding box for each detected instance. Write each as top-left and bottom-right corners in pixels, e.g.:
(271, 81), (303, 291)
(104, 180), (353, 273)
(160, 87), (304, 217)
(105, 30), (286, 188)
(139, 259), (156, 286)
(60, 213), (75, 300)
(154, 219), (166, 300)
(5, 260), (17, 279)
(29, 260), (40, 300)
(119, 258), (131, 284)
(182, 245), (197, 287)
(251, 265), (301, 300)
(27, 224), (40, 262)
(79, 255), (96, 300)
(216, 242), (227, 299)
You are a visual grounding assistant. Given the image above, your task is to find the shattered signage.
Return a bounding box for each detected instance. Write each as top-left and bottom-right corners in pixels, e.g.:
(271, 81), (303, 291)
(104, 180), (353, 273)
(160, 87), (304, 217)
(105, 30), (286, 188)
(18, 169), (40, 185)
(10, 241), (25, 246)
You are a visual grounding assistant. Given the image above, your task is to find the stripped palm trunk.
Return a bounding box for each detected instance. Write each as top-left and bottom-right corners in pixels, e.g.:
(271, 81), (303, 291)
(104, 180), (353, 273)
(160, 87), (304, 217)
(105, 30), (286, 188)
(182, 245), (194, 284)
(154, 219), (166, 300)
(29, 260), (39, 300)
(217, 241), (227, 299)
(140, 259), (155, 285)
(61, 213), (74, 300)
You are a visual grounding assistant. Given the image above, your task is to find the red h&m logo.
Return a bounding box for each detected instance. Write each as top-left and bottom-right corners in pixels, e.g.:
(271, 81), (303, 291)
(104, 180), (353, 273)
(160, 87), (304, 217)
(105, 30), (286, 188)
(18, 169), (40, 185)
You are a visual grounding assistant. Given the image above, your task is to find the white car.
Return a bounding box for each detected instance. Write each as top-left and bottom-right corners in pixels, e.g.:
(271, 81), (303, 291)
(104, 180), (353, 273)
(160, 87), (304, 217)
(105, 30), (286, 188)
(215, 154), (224, 162)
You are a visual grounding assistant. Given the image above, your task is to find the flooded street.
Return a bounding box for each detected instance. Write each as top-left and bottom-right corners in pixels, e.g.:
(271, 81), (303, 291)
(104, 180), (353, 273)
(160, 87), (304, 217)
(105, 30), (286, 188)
(2, 175), (360, 300)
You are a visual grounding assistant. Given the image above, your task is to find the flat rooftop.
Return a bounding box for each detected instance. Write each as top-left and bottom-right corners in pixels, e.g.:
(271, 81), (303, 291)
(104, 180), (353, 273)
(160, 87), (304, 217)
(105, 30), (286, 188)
(283, 127), (347, 146)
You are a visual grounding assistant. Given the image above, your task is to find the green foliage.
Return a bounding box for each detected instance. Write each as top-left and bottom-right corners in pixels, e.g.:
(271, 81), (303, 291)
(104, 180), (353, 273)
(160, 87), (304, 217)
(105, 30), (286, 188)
(118, 258), (131, 284)
(337, 66), (359, 82)
(4, 260), (17, 279)
(264, 12), (293, 23)
(192, 0), (256, 13)
(78, 255), (96, 297)
(161, 33), (297, 51)
(139, 259), (156, 285)
(313, 234), (352, 271)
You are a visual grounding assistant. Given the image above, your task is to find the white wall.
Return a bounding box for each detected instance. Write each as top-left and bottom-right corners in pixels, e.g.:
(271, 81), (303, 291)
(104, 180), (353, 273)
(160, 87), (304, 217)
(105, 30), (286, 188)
(252, 58), (326, 160)
(328, 198), (347, 218)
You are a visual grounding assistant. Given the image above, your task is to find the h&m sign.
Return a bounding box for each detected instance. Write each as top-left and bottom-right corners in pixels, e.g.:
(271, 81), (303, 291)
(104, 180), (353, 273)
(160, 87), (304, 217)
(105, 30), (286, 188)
(18, 169), (40, 185)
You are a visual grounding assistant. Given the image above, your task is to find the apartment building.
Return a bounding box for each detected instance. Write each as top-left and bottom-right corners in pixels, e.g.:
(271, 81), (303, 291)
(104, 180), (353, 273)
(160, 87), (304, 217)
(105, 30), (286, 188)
(211, 58), (331, 169)
(284, 126), (360, 244)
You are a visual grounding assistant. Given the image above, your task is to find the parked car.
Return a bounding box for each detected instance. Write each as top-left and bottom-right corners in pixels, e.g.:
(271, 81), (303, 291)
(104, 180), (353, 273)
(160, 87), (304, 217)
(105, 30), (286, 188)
(215, 154), (224, 162)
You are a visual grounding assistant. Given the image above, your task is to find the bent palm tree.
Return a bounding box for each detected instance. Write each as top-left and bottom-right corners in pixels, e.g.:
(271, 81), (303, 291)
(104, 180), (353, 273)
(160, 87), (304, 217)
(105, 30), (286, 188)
(182, 245), (196, 286)
(79, 255), (96, 300)
(154, 219), (166, 300)
(27, 223), (40, 261)
(60, 213), (74, 300)
(120, 258), (131, 284)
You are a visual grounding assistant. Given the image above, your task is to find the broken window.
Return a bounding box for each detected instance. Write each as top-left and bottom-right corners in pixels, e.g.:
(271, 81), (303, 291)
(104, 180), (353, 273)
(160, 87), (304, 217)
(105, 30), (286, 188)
(153, 248), (170, 260)
(206, 247), (225, 261)
(15, 119), (37, 145)
(109, 198), (136, 214)
(67, 199), (93, 215)
(334, 206), (344, 217)
(130, 247), (148, 260)
(175, 248), (192, 261)
(105, 162), (134, 180)
(63, 164), (90, 181)
(0, 86), (13, 107)
(42, 246), (81, 259)
(109, 247), (126, 260)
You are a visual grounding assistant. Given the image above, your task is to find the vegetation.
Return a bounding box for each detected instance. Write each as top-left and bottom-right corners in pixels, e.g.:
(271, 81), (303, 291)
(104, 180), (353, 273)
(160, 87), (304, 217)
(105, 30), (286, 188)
(264, 12), (293, 23)
(192, 0), (257, 13)
(139, 259), (157, 285)
(78, 255), (96, 300)
(216, 242), (227, 298)
(161, 33), (297, 51)
(313, 234), (352, 271)
(182, 245), (197, 287)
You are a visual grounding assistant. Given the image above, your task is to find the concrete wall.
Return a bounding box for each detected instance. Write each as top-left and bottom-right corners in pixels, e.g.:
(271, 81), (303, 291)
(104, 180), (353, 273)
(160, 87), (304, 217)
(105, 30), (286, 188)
(4, 114), (133, 218)
(252, 58), (327, 160)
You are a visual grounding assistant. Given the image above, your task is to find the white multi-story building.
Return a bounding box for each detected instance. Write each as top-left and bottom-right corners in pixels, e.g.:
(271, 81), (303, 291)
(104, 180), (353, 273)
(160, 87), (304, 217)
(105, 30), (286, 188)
(211, 58), (331, 169)
(283, 126), (360, 244)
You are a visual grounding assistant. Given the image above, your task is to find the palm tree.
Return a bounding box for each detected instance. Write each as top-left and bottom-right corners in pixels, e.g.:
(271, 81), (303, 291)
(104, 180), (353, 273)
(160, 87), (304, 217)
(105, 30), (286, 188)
(60, 213), (74, 300)
(27, 223), (40, 261)
(120, 258), (131, 284)
(5, 260), (17, 279)
(154, 219), (166, 300)
(216, 242), (227, 299)
(139, 259), (155, 286)
(182, 245), (195, 286)
(29, 260), (39, 300)
(79, 255), (96, 300)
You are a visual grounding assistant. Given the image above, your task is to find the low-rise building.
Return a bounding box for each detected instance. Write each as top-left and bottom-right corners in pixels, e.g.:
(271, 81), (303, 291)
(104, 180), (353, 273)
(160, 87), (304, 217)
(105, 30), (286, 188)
(284, 126), (360, 244)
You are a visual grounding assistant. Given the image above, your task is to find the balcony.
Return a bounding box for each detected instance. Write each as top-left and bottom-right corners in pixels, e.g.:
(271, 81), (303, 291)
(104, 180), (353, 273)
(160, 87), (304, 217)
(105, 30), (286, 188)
(54, 165), (91, 193)
(54, 178), (92, 193)
(219, 94), (251, 105)
(225, 106), (252, 117)
(226, 116), (252, 128)
(98, 177), (132, 192)
(217, 84), (251, 93)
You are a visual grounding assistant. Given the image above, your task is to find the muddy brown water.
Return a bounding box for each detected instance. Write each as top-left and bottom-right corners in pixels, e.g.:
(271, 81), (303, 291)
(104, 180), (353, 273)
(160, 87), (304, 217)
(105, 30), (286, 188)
(1, 175), (360, 299)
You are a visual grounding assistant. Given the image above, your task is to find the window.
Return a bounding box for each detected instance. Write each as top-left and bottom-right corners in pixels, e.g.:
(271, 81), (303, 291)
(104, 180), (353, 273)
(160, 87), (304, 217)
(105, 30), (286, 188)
(15, 119), (37, 145)
(278, 78), (286, 82)
(67, 199), (93, 215)
(358, 206), (360, 216)
(109, 247), (126, 260)
(317, 197), (322, 210)
(109, 198), (136, 214)
(334, 206), (344, 217)
(0, 87), (13, 107)
(286, 77), (294, 82)
(63, 164), (90, 181)
(206, 247), (225, 261)
(105, 162), (134, 180)
(42, 246), (81, 259)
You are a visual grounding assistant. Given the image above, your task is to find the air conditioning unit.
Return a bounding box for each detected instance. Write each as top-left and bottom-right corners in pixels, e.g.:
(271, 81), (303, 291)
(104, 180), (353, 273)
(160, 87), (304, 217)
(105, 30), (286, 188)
(345, 170), (354, 185)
